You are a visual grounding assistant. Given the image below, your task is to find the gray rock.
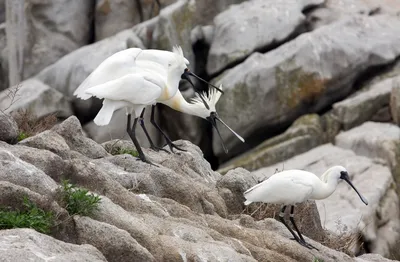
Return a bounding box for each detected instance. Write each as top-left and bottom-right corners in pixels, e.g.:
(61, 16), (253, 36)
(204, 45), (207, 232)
(0, 141), (68, 181)
(2, 0), (93, 84)
(52, 116), (109, 159)
(335, 122), (400, 168)
(105, 140), (227, 216)
(0, 79), (73, 119)
(252, 143), (398, 256)
(95, 0), (177, 41)
(0, 149), (58, 196)
(356, 253), (400, 262)
(211, 15), (400, 159)
(207, 0), (324, 75)
(74, 215), (155, 262)
(216, 167), (256, 214)
(0, 180), (66, 218)
(194, 0), (247, 26)
(0, 228), (107, 262)
(332, 76), (399, 130)
(390, 76), (400, 125)
(218, 114), (324, 173)
(18, 130), (72, 159)
(151, 0), (196, 67)
(36, 29), (144, 117)
(0, 113), (18, 143)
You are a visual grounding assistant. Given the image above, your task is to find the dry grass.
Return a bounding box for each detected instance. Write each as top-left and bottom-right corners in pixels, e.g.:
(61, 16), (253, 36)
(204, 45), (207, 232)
(13, 109), (58, 141)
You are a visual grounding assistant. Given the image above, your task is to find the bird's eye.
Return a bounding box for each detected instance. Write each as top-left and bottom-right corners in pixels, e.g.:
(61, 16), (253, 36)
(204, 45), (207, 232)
(168, 63), (172, 67)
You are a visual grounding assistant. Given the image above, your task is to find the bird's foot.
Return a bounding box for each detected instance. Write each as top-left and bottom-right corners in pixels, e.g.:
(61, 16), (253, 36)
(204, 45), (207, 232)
(167, 141), (186, 154)
(150, 145), (170, 154)
(136, 157), (158, 167)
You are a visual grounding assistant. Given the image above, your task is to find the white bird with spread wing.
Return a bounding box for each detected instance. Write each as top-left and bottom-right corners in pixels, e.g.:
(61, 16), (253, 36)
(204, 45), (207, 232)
(74, 46), (244, 164)
(244, 166), (368, 249)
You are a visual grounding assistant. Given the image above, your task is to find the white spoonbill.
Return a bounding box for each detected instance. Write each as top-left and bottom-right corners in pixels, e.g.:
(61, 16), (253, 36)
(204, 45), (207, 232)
(74, 46), (220, 153)
(74, 50), (244, 164)
(244, 166), (368, 249)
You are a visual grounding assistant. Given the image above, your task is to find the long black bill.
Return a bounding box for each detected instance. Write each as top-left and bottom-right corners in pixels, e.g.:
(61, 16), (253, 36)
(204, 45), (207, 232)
(207, 112), (245, 154)
(183, 69), (224, 94)
(181, 69), (210, 110)
(342, 176), (368, 205)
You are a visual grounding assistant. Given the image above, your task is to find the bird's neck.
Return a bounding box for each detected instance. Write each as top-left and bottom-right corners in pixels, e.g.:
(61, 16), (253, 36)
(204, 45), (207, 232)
(167, 70), (183, 97)
(312, 173), (338, 200)
(161, 91), (205, 118)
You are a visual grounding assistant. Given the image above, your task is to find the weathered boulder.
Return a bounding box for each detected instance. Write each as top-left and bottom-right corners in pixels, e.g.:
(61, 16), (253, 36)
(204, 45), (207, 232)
(211, 15), (400, 159)
(52, 116), (109, 159)
(2, 0), (93, 85)
(36, 28), (144, 117)
(207, 0), (324, 75)
(0, 79), (73, 119)
(0, 141), (68, 181)
(252, 143), (399, 257)
(95, 0), (177, 41)
(390, 76), (400, 125)
(150, 0), (196, 67)
(332, 76), (399, 130)
(306, 0), (400, 31)
(74, 215), (155, 262)
(0, 228), (107, 262)
(0, 113), (18, 143)
(0, 149), (58, 196)
(335, 122), (400, 168)
(218, 114), (324, 173)
(194, 0), (247, 26)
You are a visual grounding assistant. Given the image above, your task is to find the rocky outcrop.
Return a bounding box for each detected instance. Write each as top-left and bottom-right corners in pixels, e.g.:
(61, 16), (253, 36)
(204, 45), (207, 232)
(207, 0), (324, 75)
(211, 15), (400, 160)
(0, 116), (392, 261)
(218, 114), (324, 174)
(0, 113), (18, 144)
(1, 0), (93, 87)
(0, 228), (107, 262)
(0, 79), (73, 119)
(332, 75), (400, 130)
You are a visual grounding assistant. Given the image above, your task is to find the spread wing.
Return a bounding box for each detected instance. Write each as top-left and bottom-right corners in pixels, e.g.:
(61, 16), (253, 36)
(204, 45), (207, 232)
(84, 73), (163, 105)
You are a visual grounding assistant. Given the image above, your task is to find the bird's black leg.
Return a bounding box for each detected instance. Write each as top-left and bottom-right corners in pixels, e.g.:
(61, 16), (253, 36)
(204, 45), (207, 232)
(278, 205), (307, 248)
(135, 0), (144, 22)
(149, 105), (186, 153)
(138, 108), (169, 153)
(126, 114), (155, 166)
(289, 205), (318, 250)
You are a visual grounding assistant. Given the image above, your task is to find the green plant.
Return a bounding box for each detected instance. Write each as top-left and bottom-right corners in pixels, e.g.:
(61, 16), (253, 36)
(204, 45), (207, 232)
(17, 131), (28, 141)
(115, 148), (139, 157)
(61, 180), (101, 216)
(313, 258), (324, 262)
(0, 197), (53, 234)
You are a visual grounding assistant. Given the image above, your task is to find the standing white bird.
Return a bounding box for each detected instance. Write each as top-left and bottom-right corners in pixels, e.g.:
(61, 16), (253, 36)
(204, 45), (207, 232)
(243, 166), (368, 249)
(74, 46), (243, 164)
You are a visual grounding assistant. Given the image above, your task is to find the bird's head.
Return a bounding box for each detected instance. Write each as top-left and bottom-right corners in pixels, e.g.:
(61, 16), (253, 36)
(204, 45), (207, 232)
(326, 166), (368, 205)
(189, 85), (245, 153)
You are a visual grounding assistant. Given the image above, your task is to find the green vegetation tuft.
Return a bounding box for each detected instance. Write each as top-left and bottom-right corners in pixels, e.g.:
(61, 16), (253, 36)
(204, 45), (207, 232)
(114, 148), (139, 157)
(61, 180), (101, 216)
(0, 197), (53, 234)
(17, 132), (28, 141)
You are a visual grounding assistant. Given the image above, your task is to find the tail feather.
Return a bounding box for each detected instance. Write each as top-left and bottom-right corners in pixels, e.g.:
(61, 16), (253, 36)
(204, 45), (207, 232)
(94, 99), (116, 126)
(244, 200), (253, 206)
